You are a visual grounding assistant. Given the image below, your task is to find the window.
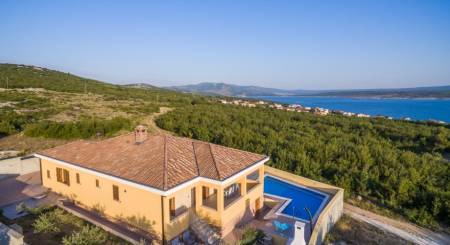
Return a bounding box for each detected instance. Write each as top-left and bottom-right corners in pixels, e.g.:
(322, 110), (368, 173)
(96, 179), (100, 188)
(169, 197), (176, 218)
(113, 185), (119, 201)
(76, 173), (80, 184)
(63, 169), (70, 186)
(56, 168), (70, 186)
(47, 170), (50, 179)
(56, 168), (62, 182)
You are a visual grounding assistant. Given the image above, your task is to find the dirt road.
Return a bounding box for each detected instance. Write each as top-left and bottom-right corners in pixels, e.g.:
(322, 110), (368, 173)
(344, 203), (450, 245)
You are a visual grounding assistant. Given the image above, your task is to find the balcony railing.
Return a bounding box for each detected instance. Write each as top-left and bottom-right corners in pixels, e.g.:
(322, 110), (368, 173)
(170, 205), (188, 221)
(224, 190), (241, 209)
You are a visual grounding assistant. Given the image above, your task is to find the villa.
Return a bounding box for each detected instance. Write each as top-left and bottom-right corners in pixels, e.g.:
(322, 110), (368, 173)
(34, 126), (343, 245)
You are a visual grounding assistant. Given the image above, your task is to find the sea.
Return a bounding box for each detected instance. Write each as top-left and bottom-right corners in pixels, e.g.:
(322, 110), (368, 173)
(253, 96), (450, 123)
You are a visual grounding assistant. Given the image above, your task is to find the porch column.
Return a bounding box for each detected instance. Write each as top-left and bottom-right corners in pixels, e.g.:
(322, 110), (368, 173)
(241, 176), (247, 195)
(218, 186), (224, 213)
(195, 186), (202, 212)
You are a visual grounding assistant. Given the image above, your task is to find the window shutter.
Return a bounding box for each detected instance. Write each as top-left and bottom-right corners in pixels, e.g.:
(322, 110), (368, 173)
(63, 169), (70, 186)
(56, 168), (62, 182)
(169, 197), (176, 217)
(113, 185), (119, 201)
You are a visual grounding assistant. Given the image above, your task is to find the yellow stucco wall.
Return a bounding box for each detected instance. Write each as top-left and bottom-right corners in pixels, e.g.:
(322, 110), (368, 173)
(163, 165), (265, 240)
(220, 165), (265, 236)
(41, 158), (265, 242)
(40, 159), (163, 239)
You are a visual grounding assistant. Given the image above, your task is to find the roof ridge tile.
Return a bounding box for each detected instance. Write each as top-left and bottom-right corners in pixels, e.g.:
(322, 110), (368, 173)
(209, 144), (221, 180)
(192, 142), (200, 176)
(163, 135), (168, 190)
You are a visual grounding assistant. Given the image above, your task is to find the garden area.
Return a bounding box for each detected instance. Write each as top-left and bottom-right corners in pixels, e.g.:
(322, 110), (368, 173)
(0, 205), (129, 245)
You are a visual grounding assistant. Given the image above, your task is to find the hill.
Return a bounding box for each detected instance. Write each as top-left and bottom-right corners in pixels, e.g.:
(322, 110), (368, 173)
(0, 63), (210, 146)
(167, 82), (314, 97)
(313, 85), (450, 98)
(0, 63), (199, 104)
(125, 83), (159, 90)
(166, 82), (450, 98)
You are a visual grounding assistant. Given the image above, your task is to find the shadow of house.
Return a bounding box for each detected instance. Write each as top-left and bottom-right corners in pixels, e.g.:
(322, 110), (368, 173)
(0, 171), (46, 208)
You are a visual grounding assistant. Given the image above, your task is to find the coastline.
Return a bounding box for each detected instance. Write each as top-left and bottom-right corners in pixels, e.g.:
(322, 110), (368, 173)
(249, 96), (450, 123)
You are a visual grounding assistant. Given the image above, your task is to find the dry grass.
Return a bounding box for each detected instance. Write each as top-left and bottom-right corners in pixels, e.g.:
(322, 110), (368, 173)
(0, 133), (71, 154)
(324, 214), (413, 245)
(0, 89), (173, 154)
(4, 88), (160, 122)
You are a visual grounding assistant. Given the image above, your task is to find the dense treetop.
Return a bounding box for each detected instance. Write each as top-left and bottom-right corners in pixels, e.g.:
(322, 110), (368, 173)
(156, 104), (450, 228)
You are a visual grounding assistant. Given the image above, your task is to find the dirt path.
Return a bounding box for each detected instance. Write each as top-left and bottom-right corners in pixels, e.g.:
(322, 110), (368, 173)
(344, 203), (450, 245)
(140, 106), (174, 135)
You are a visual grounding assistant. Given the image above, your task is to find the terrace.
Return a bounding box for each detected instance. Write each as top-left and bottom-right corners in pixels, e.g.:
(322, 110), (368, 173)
(224, 166), (344, 245)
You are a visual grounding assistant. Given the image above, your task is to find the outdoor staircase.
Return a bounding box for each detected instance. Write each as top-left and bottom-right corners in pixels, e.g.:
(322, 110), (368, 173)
(189, 213), (221, 245)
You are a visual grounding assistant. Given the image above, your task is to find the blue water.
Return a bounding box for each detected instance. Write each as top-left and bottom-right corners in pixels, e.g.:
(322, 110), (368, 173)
(264, 176), (327, 221)
(254, 96), (450, 122)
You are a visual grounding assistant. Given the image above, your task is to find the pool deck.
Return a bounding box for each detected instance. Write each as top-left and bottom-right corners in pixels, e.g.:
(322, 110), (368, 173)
(263, 166), (344, 245)
(223, 195), (312, 244)
(224, 167), (343, 245)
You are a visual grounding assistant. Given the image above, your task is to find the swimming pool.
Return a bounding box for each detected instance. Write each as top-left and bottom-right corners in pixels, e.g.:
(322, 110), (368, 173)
(264, 175), (329, 222)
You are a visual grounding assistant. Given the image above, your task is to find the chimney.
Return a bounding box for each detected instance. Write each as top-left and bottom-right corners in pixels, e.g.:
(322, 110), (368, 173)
(134, 125), (148, 144)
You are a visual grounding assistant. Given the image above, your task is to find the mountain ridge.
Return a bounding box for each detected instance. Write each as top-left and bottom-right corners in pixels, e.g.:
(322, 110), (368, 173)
(164, 82), (450, 98)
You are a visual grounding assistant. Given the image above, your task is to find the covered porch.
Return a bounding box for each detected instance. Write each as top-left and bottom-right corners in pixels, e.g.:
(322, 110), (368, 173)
(223, 195), (312, 245)
(200, 168), (263, 212)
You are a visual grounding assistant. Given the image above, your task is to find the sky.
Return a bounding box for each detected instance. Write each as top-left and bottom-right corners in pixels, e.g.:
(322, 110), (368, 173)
(1, 0), (450, 90)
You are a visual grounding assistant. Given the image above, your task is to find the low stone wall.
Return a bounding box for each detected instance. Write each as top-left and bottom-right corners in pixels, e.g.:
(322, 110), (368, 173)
(0, 156), (40, 181)
(0, 222), (24, 245)
(264, 166), (344, 245)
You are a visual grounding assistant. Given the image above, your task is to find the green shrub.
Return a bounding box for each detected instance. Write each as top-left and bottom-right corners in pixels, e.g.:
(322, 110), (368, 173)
(33, 212), (60, 233)
(62, 225), (108, 245)
(33, 208), (84, 234)
(238, 227), (266, 245)
(24, 117), (132, 139)
(27, 205), (52, 215)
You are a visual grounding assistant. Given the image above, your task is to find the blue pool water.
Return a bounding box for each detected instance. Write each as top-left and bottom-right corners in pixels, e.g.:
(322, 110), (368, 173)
(264, 175), (328, 221)
(253, 96), (450, 122)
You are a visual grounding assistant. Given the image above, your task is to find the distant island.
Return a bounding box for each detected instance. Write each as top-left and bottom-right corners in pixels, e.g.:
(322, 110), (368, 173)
(162, 82), (450, 98)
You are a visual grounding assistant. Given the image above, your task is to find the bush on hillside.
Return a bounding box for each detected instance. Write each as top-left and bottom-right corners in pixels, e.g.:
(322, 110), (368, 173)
(24, 117), (132, 139)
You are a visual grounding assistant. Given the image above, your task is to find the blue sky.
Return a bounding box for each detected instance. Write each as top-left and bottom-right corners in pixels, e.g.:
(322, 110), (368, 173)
(1, 0), (449, 90)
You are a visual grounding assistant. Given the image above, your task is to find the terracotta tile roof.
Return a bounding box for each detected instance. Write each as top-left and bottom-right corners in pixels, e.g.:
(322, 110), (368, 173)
(38, 134), (267, 191)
